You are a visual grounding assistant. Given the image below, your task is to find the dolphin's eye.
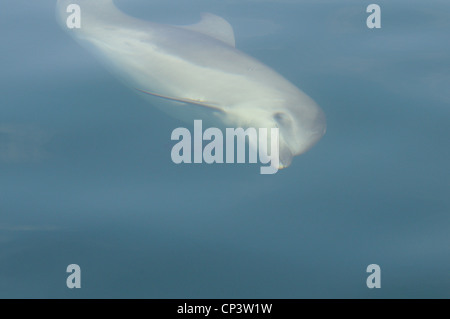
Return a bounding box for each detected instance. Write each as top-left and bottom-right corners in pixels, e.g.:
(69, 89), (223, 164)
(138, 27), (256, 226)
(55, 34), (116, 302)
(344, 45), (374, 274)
(273, 112), (291, 127)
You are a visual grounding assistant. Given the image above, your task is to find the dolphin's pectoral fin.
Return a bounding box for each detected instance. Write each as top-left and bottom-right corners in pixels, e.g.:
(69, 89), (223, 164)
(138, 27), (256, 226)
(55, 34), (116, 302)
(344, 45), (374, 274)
(136, 89), (225, 113)
(181, 13), (236, 47)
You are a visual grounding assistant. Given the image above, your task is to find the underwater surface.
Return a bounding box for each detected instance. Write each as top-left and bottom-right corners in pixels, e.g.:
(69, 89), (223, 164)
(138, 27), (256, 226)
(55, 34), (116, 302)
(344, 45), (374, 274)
(0, 0), (449, 298)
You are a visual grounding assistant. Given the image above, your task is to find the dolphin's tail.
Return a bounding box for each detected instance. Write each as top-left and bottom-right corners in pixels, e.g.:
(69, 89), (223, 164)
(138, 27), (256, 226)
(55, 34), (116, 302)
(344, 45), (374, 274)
(55, 0), (133, 31)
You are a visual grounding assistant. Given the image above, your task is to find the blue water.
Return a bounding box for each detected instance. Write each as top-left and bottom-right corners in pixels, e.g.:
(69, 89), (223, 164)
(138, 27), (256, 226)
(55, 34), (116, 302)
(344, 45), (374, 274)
(1, 0), (449, 298)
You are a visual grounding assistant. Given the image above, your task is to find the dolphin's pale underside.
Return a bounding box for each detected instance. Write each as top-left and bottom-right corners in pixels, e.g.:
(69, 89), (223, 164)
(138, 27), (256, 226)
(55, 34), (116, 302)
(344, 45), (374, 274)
(56, 0), (326, 169)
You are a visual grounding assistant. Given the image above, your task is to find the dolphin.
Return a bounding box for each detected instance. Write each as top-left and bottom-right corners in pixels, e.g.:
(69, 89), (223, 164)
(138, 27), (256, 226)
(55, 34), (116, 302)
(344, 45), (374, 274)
(56, 0), (326, 169)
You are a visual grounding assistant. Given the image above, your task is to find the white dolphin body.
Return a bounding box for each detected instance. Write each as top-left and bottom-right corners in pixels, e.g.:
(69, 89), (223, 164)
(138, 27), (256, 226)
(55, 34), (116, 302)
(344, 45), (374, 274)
(56, 0), (326, 169)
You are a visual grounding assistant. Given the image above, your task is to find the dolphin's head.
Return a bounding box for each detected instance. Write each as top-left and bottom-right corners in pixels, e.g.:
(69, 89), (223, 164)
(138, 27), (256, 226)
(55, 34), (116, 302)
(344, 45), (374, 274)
(271, 94), (326, 168)
(232, 91), (326, 169)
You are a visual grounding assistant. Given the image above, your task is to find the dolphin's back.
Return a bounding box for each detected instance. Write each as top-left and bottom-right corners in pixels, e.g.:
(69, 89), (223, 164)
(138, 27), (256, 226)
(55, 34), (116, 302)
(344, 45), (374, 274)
(56, 0), (299, 103)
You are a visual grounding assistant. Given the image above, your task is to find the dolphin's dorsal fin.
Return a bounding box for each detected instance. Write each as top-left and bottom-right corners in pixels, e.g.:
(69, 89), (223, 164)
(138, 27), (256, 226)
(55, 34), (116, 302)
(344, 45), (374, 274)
(181, 13), (236, 47)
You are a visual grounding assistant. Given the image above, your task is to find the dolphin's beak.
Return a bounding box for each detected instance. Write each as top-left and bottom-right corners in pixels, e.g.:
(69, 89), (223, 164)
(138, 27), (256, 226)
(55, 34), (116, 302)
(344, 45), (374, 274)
(278, 141), (293, 169)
